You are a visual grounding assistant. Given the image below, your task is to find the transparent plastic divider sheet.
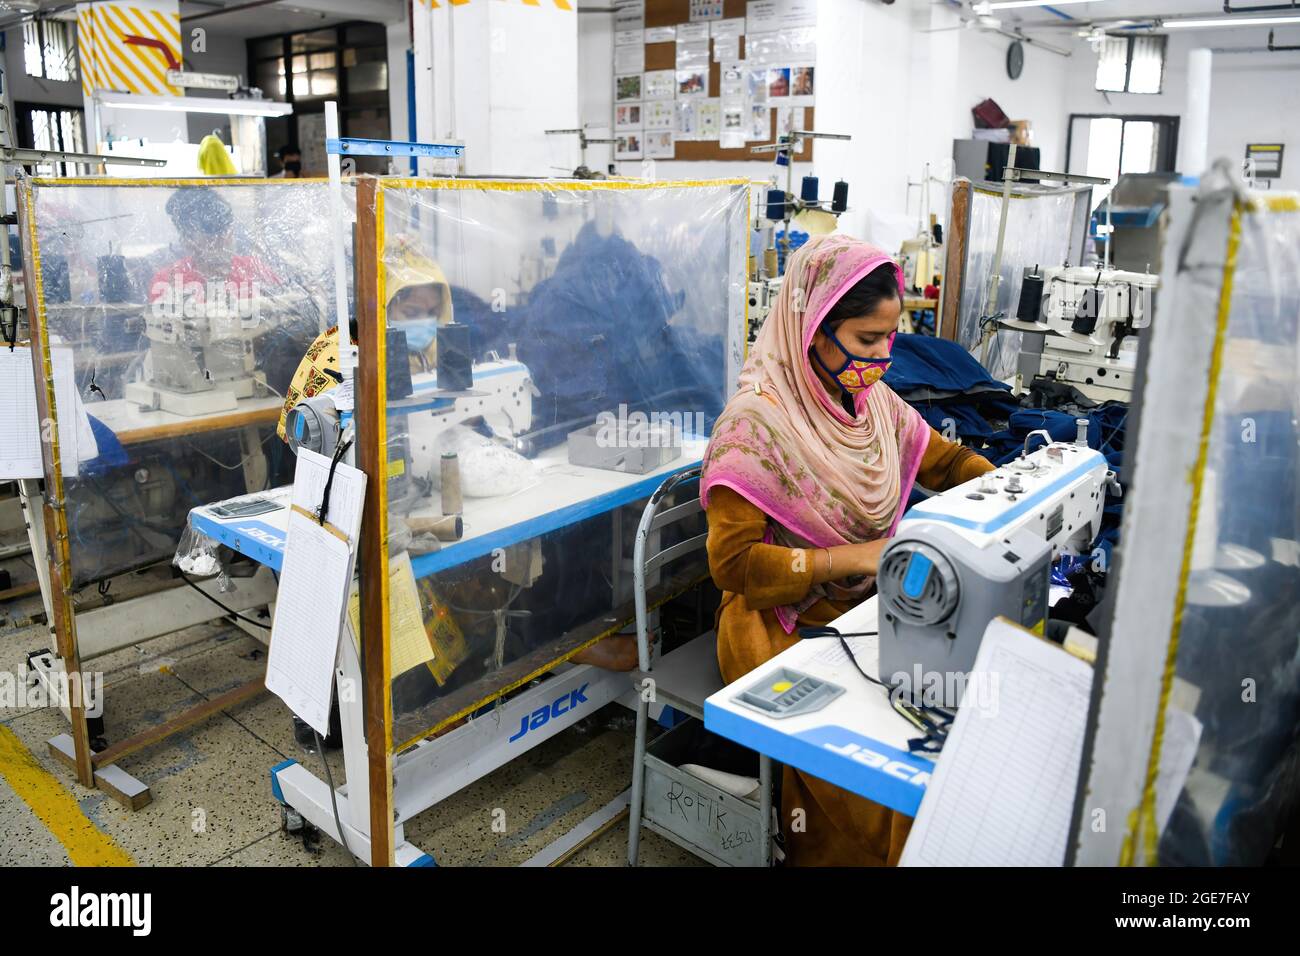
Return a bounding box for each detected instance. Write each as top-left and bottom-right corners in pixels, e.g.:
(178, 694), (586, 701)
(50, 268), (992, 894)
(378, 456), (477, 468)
(957, 185), (1087, 380)
(26, 178), (352, 587)
(371, 179), (747, 749)
(1157, 199), (1300, 865)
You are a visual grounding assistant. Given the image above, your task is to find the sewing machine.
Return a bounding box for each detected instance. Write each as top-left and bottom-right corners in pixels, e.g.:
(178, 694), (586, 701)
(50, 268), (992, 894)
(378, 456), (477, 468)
(1004, 265), (1159, 402)
(877, 430), (1113, 707)
(286, 353), (534, 501)
(746, 277), (781, 344)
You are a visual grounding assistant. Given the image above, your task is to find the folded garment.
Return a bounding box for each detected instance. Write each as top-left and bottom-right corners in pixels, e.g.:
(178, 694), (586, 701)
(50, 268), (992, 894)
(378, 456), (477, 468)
(894, 382), (1013, 403)
(884, 332), (1012, 398)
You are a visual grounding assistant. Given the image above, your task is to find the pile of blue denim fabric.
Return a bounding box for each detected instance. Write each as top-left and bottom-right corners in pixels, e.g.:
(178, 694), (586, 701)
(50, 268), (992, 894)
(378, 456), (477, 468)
(883, 333), (1128, 565)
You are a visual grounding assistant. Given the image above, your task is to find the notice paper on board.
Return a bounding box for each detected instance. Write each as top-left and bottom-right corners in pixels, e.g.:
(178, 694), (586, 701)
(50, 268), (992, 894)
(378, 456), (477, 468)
(265, 447), (367, 737)
(0, 346), (85, 479)
(900, 617), (1093, 867)
(346, 550), (435, 679)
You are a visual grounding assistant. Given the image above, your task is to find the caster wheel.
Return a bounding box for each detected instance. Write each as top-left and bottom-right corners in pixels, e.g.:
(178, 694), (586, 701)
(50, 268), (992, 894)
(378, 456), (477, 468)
(281, 804), (305, 835)
(300, 822), (322, 855)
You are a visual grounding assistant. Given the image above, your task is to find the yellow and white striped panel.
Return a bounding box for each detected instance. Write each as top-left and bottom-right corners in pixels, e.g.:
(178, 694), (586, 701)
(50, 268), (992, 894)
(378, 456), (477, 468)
(417, 0), (574, 9)
(77, 0), (182, 97)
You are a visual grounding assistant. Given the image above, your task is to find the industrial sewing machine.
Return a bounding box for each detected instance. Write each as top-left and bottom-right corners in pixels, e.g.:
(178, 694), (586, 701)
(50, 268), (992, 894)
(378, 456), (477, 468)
(285, 343), (534, 516)
(746, 277), (781, 344)
(1003, 264), (1159, 402)
(877, 427), (1114, 707)
(123, 290), (326, 416)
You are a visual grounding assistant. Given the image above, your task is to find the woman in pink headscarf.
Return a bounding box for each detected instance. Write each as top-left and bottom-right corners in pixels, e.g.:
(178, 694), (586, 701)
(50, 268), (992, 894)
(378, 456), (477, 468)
(701, 235), (993, 866)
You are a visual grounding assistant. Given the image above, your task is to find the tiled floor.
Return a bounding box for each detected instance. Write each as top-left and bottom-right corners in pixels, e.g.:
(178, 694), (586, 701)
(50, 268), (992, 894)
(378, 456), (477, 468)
(0, 575), (703, 867)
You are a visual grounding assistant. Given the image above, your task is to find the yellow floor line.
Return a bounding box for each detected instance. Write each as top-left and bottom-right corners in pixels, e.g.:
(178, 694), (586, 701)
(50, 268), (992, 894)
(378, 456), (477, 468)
(0, 725), (135, 866)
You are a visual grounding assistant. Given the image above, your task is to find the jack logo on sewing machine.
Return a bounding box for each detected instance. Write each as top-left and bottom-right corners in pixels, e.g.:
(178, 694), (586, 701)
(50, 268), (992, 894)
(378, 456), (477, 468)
(233, 523), (285, 550)
(795, 726), (932, 788)
(508, 684), (589, 743)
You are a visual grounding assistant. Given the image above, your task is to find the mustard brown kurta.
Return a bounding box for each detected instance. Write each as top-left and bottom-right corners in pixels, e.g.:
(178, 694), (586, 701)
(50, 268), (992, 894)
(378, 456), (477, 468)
(706, 426), (994, 866)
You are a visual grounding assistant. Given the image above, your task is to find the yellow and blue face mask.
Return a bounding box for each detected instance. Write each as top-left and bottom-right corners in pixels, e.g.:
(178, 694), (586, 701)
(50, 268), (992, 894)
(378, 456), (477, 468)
(813, 329), (895, 394)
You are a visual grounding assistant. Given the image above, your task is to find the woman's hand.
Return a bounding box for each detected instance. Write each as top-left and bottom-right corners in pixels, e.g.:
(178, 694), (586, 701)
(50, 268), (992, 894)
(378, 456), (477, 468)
(812, 538), (891, 583)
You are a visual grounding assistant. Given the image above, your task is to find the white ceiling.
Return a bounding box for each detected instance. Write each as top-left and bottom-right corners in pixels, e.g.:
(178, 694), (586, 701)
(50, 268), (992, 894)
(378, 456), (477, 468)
(996, 0), (1287, 29)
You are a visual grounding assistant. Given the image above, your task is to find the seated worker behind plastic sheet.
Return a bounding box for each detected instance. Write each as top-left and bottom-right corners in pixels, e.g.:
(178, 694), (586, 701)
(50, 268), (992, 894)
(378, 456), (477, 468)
(148, 186), (319, 399)
(700, 236), (995, 866)
(275, 235), (641, 696)
(274, 234), (455, 440)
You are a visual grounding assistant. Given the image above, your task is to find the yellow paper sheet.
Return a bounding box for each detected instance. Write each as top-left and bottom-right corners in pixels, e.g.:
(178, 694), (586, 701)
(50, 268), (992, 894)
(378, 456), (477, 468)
(347, 552), (436, 677)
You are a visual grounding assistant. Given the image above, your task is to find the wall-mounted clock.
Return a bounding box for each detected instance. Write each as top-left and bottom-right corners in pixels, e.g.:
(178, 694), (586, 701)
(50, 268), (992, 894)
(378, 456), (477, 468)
(1007, 40), (1025, 80)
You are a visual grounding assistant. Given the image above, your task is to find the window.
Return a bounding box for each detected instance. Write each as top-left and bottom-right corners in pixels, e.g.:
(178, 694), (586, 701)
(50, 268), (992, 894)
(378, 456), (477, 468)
(24, 19), (78, 82)
(1094, 34), (1166, 94)
(1067, 114), (1180, 207)
(247, 22), (391, 174)
(16, 105), (86, 176)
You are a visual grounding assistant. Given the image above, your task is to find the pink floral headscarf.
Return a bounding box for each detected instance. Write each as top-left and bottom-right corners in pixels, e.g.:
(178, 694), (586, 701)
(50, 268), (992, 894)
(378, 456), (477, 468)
(701, 235), (930, 632)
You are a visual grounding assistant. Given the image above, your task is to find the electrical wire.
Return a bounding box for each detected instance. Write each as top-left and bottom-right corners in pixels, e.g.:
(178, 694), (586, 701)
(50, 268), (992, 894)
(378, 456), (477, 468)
(180, 428), (276, 472)
(176, 568), (271, 630)
(313, 729), (361, 866)
(797, 626), (893, 689)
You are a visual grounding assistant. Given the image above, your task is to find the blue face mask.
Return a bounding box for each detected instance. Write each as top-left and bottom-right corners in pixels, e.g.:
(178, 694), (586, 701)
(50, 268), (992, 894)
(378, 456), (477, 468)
(401, 320), (438, 352)
(812, 328), (895, 394)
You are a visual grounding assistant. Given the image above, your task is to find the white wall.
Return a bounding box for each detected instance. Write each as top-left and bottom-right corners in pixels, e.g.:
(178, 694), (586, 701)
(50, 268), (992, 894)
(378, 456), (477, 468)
(180, 30), (249, 145)
(1063, 29), (1300, 190)
(415, 1), (577, 176)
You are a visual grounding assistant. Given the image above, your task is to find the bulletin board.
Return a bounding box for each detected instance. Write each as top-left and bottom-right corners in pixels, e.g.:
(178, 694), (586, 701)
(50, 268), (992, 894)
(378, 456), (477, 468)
(612, 0), (816, 163)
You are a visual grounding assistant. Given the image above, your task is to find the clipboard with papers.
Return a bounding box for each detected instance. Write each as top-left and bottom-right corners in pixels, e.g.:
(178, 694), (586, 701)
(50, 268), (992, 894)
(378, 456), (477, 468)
(264, 447), (368, 738)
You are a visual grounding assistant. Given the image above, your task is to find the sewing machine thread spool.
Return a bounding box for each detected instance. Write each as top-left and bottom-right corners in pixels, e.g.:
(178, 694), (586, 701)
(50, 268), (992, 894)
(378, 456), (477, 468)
(408, 514), (463, 541)
(43, 255), (71, 303)
(441, 452), (462, 515)
(1017, 268), (1045, 323)
(765, 188), (786, 221)
(800, 175), (819, 203)
(436, 322), (473, 392)
(97, 255), (132, 302)
(831, 180), (849, 214)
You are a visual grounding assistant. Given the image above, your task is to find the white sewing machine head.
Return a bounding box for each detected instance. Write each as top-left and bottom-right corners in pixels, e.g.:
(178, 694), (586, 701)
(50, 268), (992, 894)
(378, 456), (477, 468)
(1005, 265), (1159, 401)
(877, 431), (1112, 706)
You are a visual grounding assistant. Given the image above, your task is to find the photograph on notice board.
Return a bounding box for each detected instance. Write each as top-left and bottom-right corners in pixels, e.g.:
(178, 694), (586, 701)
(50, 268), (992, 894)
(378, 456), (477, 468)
(616, 104), (642, 129)
(677, 69), (708, 96)
(792, 66), (815, 97)
(616, 73), (642, 101)
(767, 67), (790, 99)
(615, 131), (643, 159)
(751, 104), (771, 140)
(645, 130), (675, 158)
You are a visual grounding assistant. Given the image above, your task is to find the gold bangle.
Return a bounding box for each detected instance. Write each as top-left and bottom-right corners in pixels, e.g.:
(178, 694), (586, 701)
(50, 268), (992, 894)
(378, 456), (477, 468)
(825, 548), (832, 576)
